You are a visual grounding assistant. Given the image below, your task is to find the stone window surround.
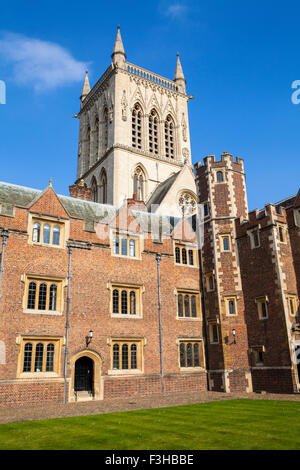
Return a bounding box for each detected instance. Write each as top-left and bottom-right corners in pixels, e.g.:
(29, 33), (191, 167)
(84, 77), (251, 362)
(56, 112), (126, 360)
(247, 224), (261, 249)
(107, 281), (144, 319)
(255, 295), (269, 320)
(22, 274), (66, 316)
(175, 288), (201, 320)
(27, 213), (70, 249)
(107, 337), (145, 375)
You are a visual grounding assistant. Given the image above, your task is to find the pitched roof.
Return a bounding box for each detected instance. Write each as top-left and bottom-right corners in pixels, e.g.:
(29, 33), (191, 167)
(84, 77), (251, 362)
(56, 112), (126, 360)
(146, 172), (180, 211)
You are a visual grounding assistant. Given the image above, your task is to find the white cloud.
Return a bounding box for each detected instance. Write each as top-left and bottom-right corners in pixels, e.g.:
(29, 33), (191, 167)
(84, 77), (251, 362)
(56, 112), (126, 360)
(0, 32), (88, 92)
(165, 3), (188, 19)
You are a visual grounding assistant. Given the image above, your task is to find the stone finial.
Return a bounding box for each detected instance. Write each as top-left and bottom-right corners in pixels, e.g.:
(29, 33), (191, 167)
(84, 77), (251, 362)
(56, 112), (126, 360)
(80, 70), (91, 103)
(173, 53), (186, 93)
(111, 25), (126, 68)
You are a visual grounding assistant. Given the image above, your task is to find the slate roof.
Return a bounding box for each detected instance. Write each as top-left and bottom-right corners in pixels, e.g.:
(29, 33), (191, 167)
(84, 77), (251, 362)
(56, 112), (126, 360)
(146, 172), (180, 210)
(0, 182), (197, 237)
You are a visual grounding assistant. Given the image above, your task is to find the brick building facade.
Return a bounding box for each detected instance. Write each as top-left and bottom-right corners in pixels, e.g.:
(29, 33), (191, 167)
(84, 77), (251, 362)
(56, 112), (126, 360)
(0, 28), (299, 407)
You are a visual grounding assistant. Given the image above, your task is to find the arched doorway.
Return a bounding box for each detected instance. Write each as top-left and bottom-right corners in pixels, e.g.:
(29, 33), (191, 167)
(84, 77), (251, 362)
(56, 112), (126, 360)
(69, 350), (103, 402)
(74, 356), (94, 394)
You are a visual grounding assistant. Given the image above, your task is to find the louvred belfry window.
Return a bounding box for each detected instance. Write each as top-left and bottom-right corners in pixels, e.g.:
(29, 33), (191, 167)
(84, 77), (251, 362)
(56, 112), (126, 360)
(132, 104), (142, 149)
(149, 109), (159, 154)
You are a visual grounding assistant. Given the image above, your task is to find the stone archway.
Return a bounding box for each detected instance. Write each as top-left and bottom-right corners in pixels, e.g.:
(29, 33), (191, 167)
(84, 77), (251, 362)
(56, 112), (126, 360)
(69, 350), (103, 402)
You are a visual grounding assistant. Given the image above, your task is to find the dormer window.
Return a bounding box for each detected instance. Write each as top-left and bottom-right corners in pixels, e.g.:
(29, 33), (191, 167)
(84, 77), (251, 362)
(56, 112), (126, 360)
(112, 232), (140, 259)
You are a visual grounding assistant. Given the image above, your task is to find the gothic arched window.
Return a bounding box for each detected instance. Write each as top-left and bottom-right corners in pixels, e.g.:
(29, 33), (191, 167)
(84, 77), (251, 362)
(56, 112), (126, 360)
(132, 104), (142, 149)
(103, 108), (108, 151)
(99, 169), (107, 203)
(165, 115), (175, 159)
(94, 117), (99, 162)
(91, 177), (98, 202)
(149, 109), (159, 154)
(133, 166), (145, 201)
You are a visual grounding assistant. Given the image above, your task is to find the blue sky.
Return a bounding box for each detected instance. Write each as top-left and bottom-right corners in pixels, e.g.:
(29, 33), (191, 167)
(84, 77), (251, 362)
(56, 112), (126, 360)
(0, 0), (299, 210)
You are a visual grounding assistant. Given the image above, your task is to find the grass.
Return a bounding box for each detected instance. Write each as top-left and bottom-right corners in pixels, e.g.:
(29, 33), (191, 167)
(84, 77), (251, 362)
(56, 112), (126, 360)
(0, 399), (300, 450)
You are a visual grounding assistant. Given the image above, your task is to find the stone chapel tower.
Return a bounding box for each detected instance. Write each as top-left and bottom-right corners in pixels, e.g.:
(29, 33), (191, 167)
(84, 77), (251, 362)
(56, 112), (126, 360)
(74, 26), (197, 217)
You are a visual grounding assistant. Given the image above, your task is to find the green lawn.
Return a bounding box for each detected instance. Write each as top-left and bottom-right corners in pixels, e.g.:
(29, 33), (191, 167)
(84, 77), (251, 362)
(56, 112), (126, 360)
(0, 399), (299, 450)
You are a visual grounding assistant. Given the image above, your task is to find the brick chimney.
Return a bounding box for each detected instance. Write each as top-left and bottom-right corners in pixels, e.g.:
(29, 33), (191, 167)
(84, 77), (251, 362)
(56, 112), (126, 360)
(69, 179), (93, 201)
(126, 193), (147, 211)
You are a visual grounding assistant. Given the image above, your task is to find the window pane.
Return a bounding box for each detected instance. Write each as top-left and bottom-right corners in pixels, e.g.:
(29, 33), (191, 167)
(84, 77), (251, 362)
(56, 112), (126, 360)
(32, 222), (40, 242)
(43, 224), (50, 244)
(113, 290), (119, 313)
(38, 283), (47, 310)
(186, 343), (193, 367)
(122, 344), (128, 369)
(191, 296), (197, 317)
(290, 299), (295, 315)
(188, 250), (194, 265)
(182, 248), (187, 264)
(217, 171), (223, 182)
(27, 282), (36, 309)
(52, 226), (60, 245)
(261, 302), (267, 318)
(178, 294), (183, 317)
(46, 344), (55, 372)
(121, 238), (127, 256)
(23, 343), (32, 372)
(175, 247), (180, 263)
(113, 344), (119, 369)
(34, 343), (44, 372)
(121, 290), (128, 314)
(209, 276), (214, 290)
(131, 344), (137, 369)
(223, 237), (229, 251)
(49, 284), (57, 311)
(113, 237), (119, 255)
(129, 239), (135, 257)
(180, 343), (185, 367)
(130, 291), (136, 315)
(194, 343), (200, 367)
(229, 300), (235, 315)
(184, 295), (190, 317)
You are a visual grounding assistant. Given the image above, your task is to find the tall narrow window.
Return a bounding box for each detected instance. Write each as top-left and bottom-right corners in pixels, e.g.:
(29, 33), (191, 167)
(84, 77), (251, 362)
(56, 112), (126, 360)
(178, 294), (183, 317)
(229, 300), (235, 315)
(182, 248), (187, 264)
(191, 295), (197, 317)
(27, 282), (36, 309)
(186, 343), (193, 367)
(34, 343), (44, 372)
(121, 290), (128, 314)
(223, 237), (230, 251)
(133, 167), (145, 201)
(94, 117), (99, 161)
(165, 115), (175, 158)
(175, 246), (181, 264)
(132, 104), (142, 149)
(113, 344), (120, 369)
(52, 226), (60, 246)
(43, 224), (50, 244)
(99, 169), (107, 203)
(49, 284), (57, 311)
(38, 283), (47, 310)
(32, 222), (40, 243)
(184, 295), (190, 317)
(130, 291), (136, 315)
(46, 344), (55, 372)
(91, 177), (98, 202)
(180, 343), (185, 367)
(121, 238), (127, 256)
(23, 343), (32, 372)
(149, 109), (159, 154)
(122, 344), (129, 369)
(129, 239), (135, 257)
(217, 171), (224, 183)
(103, 108), (108, 151)
(113, 290), (119, 313)
(131, 344), (137, 369)
(113, 237), (119, 255)
(188, 250), (194, 266)
(194, 343), (200, 367)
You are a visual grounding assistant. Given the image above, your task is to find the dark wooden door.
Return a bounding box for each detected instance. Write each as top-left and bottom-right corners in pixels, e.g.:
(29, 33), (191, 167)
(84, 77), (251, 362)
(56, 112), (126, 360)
(74, 357), (94, 392)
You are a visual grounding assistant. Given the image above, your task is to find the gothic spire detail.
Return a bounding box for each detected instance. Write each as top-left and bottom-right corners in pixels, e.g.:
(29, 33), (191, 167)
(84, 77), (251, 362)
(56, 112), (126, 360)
(173, 53), (186, 93)
(111, 25), (126, 68)
(80, 70), (90, 102)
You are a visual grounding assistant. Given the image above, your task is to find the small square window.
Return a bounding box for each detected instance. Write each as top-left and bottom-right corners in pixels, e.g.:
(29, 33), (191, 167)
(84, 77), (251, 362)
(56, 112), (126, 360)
(256, 297), (268, 320)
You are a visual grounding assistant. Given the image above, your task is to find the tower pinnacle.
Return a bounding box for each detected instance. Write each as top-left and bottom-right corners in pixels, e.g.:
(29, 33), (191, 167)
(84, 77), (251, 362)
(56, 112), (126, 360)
(80, 70), (91, 103)
(173, 53), (186, 93)
(111, 25), (126, 68)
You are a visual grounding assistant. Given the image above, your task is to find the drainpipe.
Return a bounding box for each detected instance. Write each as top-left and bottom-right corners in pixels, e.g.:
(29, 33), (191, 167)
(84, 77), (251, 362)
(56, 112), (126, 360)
(155, 253), (164, 394)
(63, 245), (72, 404)
(0, 230), (10, 299)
